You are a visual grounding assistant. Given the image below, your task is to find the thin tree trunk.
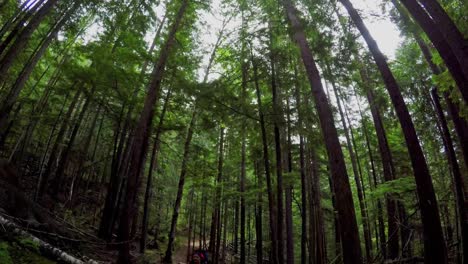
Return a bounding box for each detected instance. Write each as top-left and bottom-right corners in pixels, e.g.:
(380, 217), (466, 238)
(327, 67), (372, 260)
(51, 85), (96, 197)
(140, 88), (171, 253)
(252, 52), (278, 264)
(269, 30), (285, 264)
(285, 99), (294, 264)
(36, 85), (81, 201)
(209, 127), (224, 256)
(283, 2), (362, 262)
(431, 88), (468, 262)
(163, 108), (196, 263)
(254, 161), (263, 264)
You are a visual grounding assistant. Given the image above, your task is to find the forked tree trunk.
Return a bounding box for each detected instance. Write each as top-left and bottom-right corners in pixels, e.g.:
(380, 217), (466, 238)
(283, 2), (362, 263)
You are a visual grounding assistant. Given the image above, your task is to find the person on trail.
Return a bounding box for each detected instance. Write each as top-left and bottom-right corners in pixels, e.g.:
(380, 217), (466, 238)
(190, 249), (208, 264)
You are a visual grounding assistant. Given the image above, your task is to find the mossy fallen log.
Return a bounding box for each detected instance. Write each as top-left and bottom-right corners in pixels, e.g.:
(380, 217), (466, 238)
(0, 215), (99, 264)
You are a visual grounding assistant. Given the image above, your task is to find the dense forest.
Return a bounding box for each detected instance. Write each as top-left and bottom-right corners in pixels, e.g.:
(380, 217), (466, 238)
(0, 0), (467, 263)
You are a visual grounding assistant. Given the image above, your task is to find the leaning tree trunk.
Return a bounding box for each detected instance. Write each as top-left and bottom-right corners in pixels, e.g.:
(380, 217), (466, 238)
(431, 88), (468, 262)
(398, 0), (468, 103)
(417, 0), (468, 83)
(116, 1), (190, 262)
(0, 3), (76, 129)
(283, 2), (362, 263)
(362, 71), (400, 260)
(327, 66), (372, 261)
(0, 0), (59, 84)
(340, 0), (447, 262)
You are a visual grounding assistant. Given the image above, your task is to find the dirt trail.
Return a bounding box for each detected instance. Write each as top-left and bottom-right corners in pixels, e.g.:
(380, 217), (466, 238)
(171, 239), (203, 264)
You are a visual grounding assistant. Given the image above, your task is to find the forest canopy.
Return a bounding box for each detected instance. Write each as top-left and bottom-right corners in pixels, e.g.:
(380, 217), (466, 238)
(0, 0), (467, 263)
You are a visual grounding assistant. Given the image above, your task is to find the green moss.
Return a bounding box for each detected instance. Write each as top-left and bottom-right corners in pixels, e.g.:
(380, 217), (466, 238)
(0, 242), (14, 264)
(18, 237), (40, 253)
(0, 239), (55, 264)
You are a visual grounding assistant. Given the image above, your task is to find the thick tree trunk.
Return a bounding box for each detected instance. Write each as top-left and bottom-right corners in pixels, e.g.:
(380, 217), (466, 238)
(341, 0), (447, 262)
(417, 0), (468, 81)
(283, 2), (362, 263)
(398, 0), (468, 103)
(116, 1), (189, 262)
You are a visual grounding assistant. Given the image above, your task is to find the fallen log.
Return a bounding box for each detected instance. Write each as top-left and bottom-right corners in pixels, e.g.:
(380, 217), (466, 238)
(0, 215), (99, 264)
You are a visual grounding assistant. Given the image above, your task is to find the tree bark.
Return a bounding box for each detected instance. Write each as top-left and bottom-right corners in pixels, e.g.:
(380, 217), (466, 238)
(283, 2), (362, 263)
(398, 0), (468, 103)
(140, 88), (171, 253)
(431, 88), (468, 262)
(0, 0), (59, 84)
(116, 1), (189, 262)
(252, 52), (278, 264)
(340, 0), (448, 262)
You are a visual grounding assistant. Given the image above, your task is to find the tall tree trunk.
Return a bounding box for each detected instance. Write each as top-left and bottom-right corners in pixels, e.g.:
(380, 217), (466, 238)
(361, 71), (401, 260)
(0, 4), (75, 128)
(294, 65), (307, 264)
(398, 0), (468, 103)
(36, 85), (81, 201)
(51, 85), (96, 197)
(252, 52), (278, 264)
(140, 88), (171, 253)
(269, 30), (285, 264)
(254, 161), (264, 264)
(116, 1), (190, 262)
(417, 0), (468, 83)
(327, 66), (372, 260)
(209, 127), (224, 256)
(163, 108), (197, 263)
(285, 99), (294, 264)
(340, 0), (447, 262)
(431, 88), (468, 262)
(283, 2), (363, 263)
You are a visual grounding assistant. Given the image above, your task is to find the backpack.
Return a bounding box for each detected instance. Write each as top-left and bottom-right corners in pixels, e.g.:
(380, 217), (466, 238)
(191, 249), (209, 264)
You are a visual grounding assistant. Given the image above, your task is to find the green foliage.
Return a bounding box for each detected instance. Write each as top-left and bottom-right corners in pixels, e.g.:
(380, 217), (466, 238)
(368, 177), (416, 201)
